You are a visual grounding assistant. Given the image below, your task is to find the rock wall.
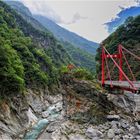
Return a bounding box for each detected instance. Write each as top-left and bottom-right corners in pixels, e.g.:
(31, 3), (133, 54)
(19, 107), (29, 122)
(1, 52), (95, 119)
(0, 78), (140, 140)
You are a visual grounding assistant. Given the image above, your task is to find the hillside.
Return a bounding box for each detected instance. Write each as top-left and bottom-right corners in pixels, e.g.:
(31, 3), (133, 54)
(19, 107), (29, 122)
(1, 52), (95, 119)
(0, 0), (73, 95)
(0, 2), (140, 140)
(5, 1), (50, 33)
(33, 15), (99, 54)
(6, 1), (96, 72)
(62, 41), (96, 72)
(96, 16), (140, 80)
(6, 2), (99, 55)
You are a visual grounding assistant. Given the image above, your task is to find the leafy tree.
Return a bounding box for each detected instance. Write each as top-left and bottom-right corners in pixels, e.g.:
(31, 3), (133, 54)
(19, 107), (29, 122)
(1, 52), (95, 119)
(73, 68), (94, 80)
(0, 44), (24, 96)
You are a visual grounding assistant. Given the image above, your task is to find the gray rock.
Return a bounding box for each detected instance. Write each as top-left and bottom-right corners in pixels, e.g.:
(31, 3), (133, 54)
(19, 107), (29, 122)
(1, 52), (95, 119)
(107, 115), (120, 121)
(44, 94), (63, 104)
(51, 129), (61, 140)
(135, 122), (140, 130)
(0, 121), (13, 134)
(92, 137), (100, 140)
(27, 91), (47, 114)
(121, 120), (129, 129)
(86, 127), (102, 138)
(69, 134), (86, 140)
(114, 128), (123, 135)
(46, 122), (60, 133)
(128, 134), (134, 139)
(37, 132), (52, 140)
(135, 135), (140, 140)
(42, 102), (63, 118)
(27, 108), (38, 126)
(0, 133), (12, 140)
(107, 129), (115, 139)
(123, 135), (129, 140)
(114, 135), (120, 140)
(129, 126), (135, 133)
(110, 121), (118, 131)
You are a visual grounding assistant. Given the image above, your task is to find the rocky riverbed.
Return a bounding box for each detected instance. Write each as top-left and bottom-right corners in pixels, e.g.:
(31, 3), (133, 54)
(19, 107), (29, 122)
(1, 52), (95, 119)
(0, 78), (140, 140)
(38, 116), (140, 140)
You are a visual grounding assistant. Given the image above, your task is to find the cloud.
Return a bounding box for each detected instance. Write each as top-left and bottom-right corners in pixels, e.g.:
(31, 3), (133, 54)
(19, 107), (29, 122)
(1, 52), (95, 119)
(105, 6), (140, 33)
(135, 0), (140, 4)
(21, 1), (87, 25)
(65, 12), (88, 24)
(21, 0), (139, 43)
(21, 0), (62, 23)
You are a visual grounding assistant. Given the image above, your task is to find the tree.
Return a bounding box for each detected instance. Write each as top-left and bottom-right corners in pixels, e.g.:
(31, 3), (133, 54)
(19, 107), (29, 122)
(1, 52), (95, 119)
(0, 44), (24, 97)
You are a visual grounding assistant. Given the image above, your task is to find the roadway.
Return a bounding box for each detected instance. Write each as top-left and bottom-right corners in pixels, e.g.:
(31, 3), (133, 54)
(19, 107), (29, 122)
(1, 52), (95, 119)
(104, 81), (140, 90)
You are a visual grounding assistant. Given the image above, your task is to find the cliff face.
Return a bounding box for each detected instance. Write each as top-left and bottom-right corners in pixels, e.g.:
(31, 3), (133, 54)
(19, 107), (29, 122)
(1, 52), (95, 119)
(1, 76), (140, 140)
(0, 77), (114, 139)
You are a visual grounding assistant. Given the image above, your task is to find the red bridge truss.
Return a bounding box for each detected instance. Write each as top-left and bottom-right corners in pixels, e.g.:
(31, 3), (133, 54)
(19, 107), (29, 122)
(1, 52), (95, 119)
(101, 44), (140, 93)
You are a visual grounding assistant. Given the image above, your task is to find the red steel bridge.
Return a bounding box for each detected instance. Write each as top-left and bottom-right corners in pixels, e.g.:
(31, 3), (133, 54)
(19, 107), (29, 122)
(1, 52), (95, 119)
(101, 44), (140, 94)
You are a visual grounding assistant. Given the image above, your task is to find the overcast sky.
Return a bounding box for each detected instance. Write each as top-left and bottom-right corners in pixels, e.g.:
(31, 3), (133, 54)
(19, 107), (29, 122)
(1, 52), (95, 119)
(20, 0), (140, 43)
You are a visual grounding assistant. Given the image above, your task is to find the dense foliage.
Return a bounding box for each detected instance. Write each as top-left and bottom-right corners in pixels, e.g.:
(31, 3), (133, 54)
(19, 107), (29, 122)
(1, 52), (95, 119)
(96, 16), (140, 80)
(0, 44), (24, 97)
(73, 68), (94, 80)
(0, 1), (71, 96)
(62, 41), (96, 73)
(6, 1), (97, 72)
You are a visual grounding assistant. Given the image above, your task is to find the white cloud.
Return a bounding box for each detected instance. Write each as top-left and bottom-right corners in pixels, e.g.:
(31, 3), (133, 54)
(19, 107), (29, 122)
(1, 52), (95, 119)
(21, 0), (139, 43)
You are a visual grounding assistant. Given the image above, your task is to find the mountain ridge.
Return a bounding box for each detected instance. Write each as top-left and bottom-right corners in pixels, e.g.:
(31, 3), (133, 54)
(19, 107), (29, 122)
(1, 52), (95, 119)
(34, 14), (99, 54)
(6, 0), (99, 55)
(6, 0), (97, 72)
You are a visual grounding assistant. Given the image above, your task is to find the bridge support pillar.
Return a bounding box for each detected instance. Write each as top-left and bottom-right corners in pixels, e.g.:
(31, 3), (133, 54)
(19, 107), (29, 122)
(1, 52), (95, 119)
(101, 47), (105, 85)
(118, 44), (123, 81)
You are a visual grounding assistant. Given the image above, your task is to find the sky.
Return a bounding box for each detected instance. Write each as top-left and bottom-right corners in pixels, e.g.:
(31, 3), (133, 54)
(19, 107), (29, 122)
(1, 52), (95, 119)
(19, 0), (140, 43)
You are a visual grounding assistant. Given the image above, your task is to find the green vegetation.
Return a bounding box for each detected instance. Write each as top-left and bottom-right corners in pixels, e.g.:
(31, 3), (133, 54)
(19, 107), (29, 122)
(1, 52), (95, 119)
(0, 1), (96, 98)
(6, 1), (97, 72)
(62, 41), (96, 73)
(73, 68), (94, 80)
(59, 65), (69, 74)
(96, 16), (140, 80)
(0, 1), (71, 97)
(0, 44), (24, 97)
(59, 65), (94, 81)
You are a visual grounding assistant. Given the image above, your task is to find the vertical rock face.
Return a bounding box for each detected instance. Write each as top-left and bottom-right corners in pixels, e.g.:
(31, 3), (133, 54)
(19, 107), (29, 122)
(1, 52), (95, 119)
(107, 92), (140, 121)
(27, 108), (38, 126)
(0, 78), (140, 140)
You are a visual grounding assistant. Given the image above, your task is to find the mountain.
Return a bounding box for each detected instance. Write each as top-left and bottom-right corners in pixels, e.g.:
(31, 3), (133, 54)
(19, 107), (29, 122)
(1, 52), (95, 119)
(0, 0), (73, 96)
(106, 6), (140, 33)
(62, 41), (96, 72)
(96, 15), (140, 80)
(6, 1), (99, 55)
(34, 15), (99, 54)
(6, 1), (96, 72)
(4, 1), (50, 33)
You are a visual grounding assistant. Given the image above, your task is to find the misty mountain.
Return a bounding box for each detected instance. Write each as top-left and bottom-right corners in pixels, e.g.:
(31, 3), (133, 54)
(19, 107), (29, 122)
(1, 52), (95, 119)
(34, 15), (99, 54)
(6, 0), (96, 72)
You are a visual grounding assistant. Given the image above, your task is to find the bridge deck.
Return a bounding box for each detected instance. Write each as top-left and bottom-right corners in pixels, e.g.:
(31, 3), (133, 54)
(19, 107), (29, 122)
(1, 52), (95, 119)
(104, 81), (140, 90)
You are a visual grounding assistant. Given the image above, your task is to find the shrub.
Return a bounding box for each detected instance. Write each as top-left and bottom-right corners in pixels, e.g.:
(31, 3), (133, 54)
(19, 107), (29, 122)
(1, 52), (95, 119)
(73, 68), (94, 80)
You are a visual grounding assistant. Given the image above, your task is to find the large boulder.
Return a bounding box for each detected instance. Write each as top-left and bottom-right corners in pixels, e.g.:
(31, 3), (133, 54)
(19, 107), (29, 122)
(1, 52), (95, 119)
(86, 127), (102, 138)
(107, 129), (115, 139)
